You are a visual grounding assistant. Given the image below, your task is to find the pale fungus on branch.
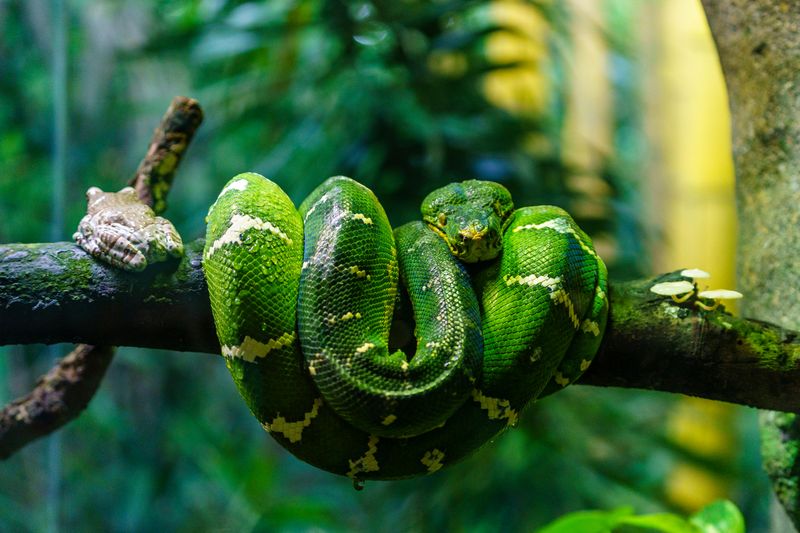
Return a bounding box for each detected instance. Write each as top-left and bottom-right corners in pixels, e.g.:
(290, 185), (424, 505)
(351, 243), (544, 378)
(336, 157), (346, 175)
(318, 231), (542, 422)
(695, 289), (743, 311)
(651, 270), (743, 311)
(680, 268), (711, 285)
(650, 280), (695, 303)
(680, 268), (711, 279)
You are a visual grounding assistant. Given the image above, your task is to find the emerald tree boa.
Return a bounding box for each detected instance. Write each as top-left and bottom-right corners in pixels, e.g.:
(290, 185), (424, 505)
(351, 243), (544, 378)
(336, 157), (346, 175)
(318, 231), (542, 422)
(202, 174), (608, 482)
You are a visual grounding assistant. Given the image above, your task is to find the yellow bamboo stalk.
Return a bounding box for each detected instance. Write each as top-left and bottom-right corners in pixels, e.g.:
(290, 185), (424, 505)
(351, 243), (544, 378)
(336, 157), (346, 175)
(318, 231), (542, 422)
(643, 0), (738, 512)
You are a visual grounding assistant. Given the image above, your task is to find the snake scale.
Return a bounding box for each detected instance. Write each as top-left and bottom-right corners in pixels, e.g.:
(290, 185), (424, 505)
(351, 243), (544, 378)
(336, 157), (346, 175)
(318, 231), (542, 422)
(202, 173), (608, 481)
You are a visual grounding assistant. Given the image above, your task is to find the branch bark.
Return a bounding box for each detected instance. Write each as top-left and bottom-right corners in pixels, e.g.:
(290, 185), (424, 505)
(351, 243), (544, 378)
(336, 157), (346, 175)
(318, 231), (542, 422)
(3, 241), (800, 411)
(0, 240), (216, 353)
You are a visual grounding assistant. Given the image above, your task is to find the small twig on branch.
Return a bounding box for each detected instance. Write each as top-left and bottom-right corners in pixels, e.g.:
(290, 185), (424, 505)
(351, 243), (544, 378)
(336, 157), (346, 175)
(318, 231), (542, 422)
(0, 96), (203, 459)
(131, 97), (204, 212)
(0, 345), (114, 459)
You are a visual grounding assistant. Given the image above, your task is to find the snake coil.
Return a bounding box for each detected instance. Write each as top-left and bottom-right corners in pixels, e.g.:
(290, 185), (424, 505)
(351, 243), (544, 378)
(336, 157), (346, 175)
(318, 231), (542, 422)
(203, 173), (607, 481)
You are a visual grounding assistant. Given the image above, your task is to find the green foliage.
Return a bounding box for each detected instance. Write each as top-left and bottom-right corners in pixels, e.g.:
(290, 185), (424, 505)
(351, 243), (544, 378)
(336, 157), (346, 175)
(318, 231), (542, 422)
(759, 411), (800, 525)
(167, 0), (577, 229)
(538, 500), (745, 533)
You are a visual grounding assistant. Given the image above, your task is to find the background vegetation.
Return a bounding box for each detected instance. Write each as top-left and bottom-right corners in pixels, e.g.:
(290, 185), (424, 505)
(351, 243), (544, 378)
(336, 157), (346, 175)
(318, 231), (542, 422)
(0, 0), (776, 530)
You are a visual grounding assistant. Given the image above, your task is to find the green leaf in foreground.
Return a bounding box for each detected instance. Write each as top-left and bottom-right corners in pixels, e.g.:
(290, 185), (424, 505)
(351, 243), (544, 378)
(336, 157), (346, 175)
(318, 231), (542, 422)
(689, 500), (745, 533)
(536, 508), (635, 533)
(536, 500), (744, 533)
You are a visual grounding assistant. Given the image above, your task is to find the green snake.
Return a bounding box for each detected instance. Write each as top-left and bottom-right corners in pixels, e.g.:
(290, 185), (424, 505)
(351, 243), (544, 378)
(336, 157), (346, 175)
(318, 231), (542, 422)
(202, 173), (608, 481)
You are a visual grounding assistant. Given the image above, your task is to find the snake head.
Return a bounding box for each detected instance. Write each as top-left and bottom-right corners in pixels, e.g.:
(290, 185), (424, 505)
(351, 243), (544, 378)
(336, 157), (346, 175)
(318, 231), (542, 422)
(421, 180), (514, 263)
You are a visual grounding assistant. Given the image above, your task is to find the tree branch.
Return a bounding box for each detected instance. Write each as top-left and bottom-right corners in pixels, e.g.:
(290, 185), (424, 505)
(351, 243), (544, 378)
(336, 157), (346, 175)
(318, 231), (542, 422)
(131, 97), (204, 213)
(2, 242), (799, 411)
(0, 345), (114, 459)
(0, 240), (216, 353)
(580, 275), (800, 412)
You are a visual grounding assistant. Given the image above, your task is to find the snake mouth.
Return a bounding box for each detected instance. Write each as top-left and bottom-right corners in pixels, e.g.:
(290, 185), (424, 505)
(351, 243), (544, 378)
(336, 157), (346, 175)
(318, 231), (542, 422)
(427, 222), (500, 262)
(455, 228), (486, 263)
(458, 235), (500, 263)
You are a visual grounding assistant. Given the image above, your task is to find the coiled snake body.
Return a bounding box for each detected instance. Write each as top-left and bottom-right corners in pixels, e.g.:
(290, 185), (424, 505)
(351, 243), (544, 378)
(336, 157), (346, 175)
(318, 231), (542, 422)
(203, 174), (608, 481)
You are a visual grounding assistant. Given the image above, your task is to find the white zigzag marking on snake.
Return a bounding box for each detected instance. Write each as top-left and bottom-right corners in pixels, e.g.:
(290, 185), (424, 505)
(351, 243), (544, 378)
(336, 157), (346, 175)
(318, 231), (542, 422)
(352, 213), (373, 225)
(219, 178), (249, 197)
(222, 332), (295, 362)
(513, 217), (598, 258)
(551, 287), (581, 328)
(513, 218), (571, 234)
(262, 398), (323, 443)
(504, 273), (581, 328)
(421, 449), (446, 473)
(355, 342), (375, 354)
(471, 389), (518, 426)
(205, 214), (292, 258)
(207, 179), (249, 213)
(347, 436), (380, 478)
(581, 319), (600, 336)
(303, 189), (336, 223)
(504, 273), (560, 289)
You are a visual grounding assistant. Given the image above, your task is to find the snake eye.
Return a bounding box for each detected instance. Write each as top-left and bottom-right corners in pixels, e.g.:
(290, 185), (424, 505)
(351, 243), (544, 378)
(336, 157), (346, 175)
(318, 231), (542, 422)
(437, 213), (447, 227)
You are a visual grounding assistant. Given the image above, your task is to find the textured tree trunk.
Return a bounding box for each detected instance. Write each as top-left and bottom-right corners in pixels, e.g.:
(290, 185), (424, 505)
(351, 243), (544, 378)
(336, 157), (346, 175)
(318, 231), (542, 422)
(701, 0), (800, 527)
(701, 0), (800, 324)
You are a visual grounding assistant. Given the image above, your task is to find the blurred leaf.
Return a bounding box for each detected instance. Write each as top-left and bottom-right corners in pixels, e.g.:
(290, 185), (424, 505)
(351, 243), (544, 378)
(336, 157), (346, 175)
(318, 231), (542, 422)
(536, 508), (634, 533)
(537, 500), (745, 533)
(620, 513), (697, 533)
(689, 500), (745, 533)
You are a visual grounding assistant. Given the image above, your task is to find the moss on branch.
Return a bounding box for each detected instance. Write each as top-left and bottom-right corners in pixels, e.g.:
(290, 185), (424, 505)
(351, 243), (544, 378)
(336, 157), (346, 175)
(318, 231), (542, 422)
(581, 272), (800, 411)
(0, 240), (216, 353)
